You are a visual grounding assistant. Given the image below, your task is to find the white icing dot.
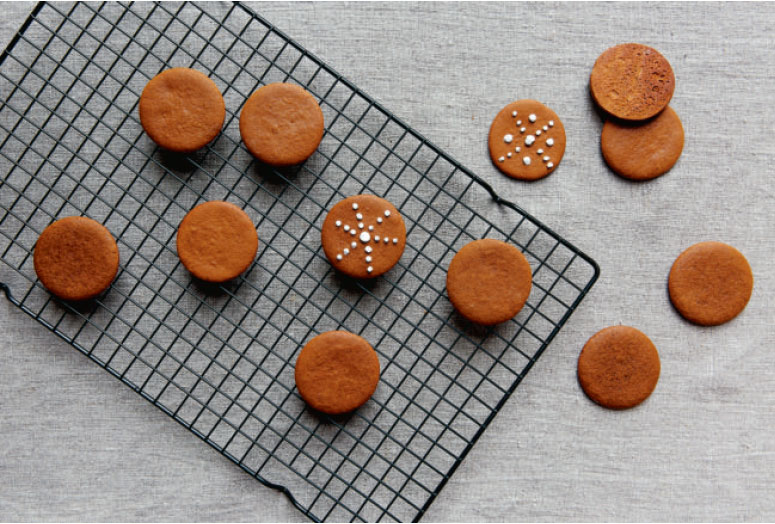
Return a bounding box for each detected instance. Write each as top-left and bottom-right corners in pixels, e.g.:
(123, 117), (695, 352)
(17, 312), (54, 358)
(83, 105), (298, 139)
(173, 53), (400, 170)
(343, 248), (350, 255)
(525, 135), (535, 147)
(350, 229), (356, 236)
(336, 254), (343, 261)
(358, 222), (364, 229)
(359, 231), (371, 243)
(384, 237), (389, 244)
(511, 110), (517, 117)
(515, 146), (521, 153)
(516, 120), (522, 125)
(520, 127), (526, 133)
(351, 241), (357, 248)
(377, 217), (383, 224)
(365, 246), (373, 253)
(535, 130), (542, 136)
(384, 210), (391, 217)
(504, 134), (513, 144)
(366, 255), (372, 263)
(523, 156), (531, 166)
(356, 213), (363, 220)
(367, 266), (373, 273)
(335, 220), (342, 227)
(343, 224), (350, 232)
(498, 156), (505, 163)
(368, 225), (374, 231)
(507, 152), (512, 158)
(352, 203), (359, 210)
(529, 114), (537, 123)
(537, 148), (544, 154)
(546, 138), (554, 147)
(543, 155), (550, 162)
(543, 125), (548, 131)
(392, 237), (399, 244)
(549, 120), (554, 127)
(547, 162), (554, 168)
(374, 235), (380, 242)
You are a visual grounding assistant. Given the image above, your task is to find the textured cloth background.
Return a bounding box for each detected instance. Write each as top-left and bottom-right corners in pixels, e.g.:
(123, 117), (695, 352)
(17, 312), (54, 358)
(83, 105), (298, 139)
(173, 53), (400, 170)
(1, 2), (774, 521)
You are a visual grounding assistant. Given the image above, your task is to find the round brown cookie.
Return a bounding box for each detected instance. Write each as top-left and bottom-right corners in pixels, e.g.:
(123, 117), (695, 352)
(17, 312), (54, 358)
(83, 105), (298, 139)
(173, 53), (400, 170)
(294, 330), (380, 415)
(577, 326), (660, 410)
(446, 238), (532, 325)
(668, 241), (753, 326)
(321, 195), (406, 279)
(601, 105), (684, 180)
(176, 201), (258, 283)
(34, 216), (120, 301)
(488, 100), (566, 181)
(139, 68), (225, 152)
(590, 43), (675, 121)
(239, 83), (325, 166)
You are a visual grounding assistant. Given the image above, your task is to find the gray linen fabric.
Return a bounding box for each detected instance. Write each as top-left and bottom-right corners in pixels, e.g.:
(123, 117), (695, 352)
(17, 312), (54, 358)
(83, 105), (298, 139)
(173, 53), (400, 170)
(1, 2), (774, 521)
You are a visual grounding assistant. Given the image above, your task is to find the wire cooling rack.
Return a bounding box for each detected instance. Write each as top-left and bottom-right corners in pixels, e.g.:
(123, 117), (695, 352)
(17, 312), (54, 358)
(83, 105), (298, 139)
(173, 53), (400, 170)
(0, 2), (599, 521)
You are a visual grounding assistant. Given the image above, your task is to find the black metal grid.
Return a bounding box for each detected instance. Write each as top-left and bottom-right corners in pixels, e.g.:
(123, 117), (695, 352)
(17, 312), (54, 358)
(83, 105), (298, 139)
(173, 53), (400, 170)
(0, 2), (599, 522)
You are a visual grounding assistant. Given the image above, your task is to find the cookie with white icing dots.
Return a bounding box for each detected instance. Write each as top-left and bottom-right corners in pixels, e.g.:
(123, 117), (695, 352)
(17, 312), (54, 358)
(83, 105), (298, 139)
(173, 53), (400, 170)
(321, 195), (406, 279)
(488, 100), (566, 181)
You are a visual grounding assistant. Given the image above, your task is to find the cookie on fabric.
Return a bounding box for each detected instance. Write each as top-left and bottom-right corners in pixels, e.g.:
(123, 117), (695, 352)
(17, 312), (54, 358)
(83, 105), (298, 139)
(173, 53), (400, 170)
(176, 201), (258, 283)
(239, 83), (325, 166)
(34, 216), (120, 301)
(668, 241), (753, 326)
(139, 68), (225, 152)
(294, 330), (380, 415)
(321, 194), (406, 279)
(590, 43), (675, 121)
(488, 99), (566, 181)
(577, 325), (660, 410)
(446, 238), (532, 325)
(601, 106), (684, 181)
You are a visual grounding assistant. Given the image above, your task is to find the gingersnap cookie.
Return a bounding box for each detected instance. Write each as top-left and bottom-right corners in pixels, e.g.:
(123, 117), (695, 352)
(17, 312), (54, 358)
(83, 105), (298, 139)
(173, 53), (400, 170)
(295, 330), (380, 415)
(446, 238), (532, 325)
(176, 201), (258, 283)
(239, 83), (325, 166)
(601, 105), (684, 180)
(668, 241), (753, 326)
(139, 68), (225, 152)
(578, 326), (660, 410)
(488, 100), (566, 181)
(590, 43), (675, 121)
(34, 216), (120, 301)
(321, 195), (406, 279)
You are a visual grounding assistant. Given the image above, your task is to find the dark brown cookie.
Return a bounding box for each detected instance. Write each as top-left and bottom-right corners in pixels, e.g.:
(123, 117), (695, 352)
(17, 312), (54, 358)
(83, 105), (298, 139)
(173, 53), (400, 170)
(34, 216), (120, 301)
(176, 201), (258, 283)
(321, 195), (406, 279)
(294, 330), (380, 415)
(488, 99), (566, 181)
(239, 83), (325, 166)
(446, 238), (532, 325)
(590, 43), (675, 121)
(601, 105), (684, 180)
(577, 326), (660, 410)
(668, 241), (753, 326)
(139, 68), (225, 152)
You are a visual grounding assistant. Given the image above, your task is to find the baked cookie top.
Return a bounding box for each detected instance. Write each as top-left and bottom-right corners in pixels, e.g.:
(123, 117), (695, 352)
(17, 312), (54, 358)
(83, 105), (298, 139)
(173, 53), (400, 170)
(446, 238), (532, 325)
(239, 83), (325, 166)
(34, 216), (120, 301)
(601, 105), (684, 181)
(139, 68), (225, 152)
(590, 43), (675, 121)
(668, 241), (753, 326)
(488, 100), (566, 181)
(294, 330), (380, 415)
(321, 194), (406, 279)
(577, 325), (660, 410)
(176, 201), (258, 283)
